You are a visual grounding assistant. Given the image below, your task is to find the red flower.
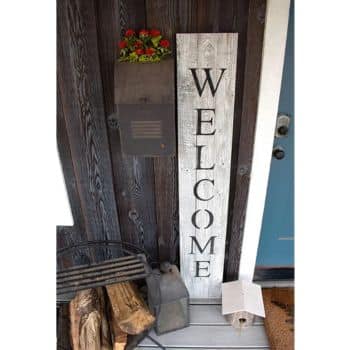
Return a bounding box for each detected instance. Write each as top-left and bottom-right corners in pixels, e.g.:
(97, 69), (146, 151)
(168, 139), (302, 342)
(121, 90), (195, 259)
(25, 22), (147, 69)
(160, 39), (170, 48)
(139, 29), (149, 37)
(150, 29), (161, 37)
(135, 49), (144, 55)
(118, 40), (127, 49)
(145, 47), (156, 55)
(134, 40), (143, 48)
(125, 29), (135, 37)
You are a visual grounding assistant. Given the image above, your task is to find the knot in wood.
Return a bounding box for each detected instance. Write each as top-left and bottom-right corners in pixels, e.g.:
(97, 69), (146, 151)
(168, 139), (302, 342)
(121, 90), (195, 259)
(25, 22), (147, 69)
(257, 3), (266, 24)
(107, 113), (119, 129)
(239, 165), (249, 175)
(128, 209), (139, 223)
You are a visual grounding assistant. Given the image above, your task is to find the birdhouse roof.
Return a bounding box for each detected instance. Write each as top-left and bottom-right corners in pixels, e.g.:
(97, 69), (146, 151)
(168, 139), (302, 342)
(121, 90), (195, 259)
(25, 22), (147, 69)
(221, 280), (265, 318)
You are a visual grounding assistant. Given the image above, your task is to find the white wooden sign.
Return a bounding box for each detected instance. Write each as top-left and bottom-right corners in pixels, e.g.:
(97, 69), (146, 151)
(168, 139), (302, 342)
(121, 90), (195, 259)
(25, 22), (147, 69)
(177, 33), (238, 299)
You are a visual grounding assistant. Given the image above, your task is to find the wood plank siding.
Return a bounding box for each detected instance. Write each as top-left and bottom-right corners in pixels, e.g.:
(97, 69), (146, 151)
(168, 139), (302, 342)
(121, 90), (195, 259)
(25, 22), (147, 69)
(57, 0), (266, 278)
(57, 1), (267, 346)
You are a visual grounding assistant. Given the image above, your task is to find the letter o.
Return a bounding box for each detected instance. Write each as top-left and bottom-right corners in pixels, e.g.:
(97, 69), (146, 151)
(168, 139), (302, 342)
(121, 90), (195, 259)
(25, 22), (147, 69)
(191, 209), (214, 229)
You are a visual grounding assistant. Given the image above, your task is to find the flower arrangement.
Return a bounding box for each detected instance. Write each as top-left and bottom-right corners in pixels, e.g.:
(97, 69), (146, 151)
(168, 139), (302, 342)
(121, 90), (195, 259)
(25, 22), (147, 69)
(118, 29), (171, 63)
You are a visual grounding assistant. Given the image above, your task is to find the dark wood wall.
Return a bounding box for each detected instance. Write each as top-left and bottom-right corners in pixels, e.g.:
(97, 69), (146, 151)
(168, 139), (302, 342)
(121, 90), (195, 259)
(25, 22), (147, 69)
(57, 0), (266, 278)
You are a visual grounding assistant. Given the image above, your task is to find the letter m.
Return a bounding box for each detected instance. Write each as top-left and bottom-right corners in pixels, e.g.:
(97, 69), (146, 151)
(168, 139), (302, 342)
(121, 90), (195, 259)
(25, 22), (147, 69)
(190, 236), (217, 254)
(189, 68), (226, 97)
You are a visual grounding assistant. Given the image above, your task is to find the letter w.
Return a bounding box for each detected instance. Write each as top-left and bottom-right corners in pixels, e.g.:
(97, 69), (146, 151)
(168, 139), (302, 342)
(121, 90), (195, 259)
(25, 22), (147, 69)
(189, 68), (226, 97)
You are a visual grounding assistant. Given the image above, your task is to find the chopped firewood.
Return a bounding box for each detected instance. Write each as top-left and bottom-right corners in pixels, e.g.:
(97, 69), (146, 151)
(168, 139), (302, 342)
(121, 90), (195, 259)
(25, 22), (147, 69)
(97, 288), (113, 350)
(106, 282), (155, 335)
(111, 323), (128, 350)
(107, 297), (128, 350)
(79, 310), (102, 350)
(69, 288), (112, 350)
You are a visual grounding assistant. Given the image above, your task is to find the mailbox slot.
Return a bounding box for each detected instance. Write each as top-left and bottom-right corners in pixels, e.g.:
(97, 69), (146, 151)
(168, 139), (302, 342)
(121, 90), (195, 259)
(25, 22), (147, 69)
(114, 59), (176, 157)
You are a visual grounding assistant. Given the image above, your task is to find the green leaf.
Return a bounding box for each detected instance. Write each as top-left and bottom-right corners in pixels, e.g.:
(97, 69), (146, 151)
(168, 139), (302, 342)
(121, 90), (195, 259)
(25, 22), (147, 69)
(151, 35), (162, 47)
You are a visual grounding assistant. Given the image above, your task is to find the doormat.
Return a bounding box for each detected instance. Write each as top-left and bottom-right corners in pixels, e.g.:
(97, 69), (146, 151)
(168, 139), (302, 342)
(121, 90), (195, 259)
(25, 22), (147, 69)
(262, 288), (294, 350)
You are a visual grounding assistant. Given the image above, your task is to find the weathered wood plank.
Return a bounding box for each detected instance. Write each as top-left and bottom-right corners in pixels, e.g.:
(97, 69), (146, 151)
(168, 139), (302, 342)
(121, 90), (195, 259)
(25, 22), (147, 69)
(138, 325), (269, 348)
(57, 0), (122, 261)
(99, 0), (159, 261)
(145, 1), (179, 264)
(95, 0), (118, 119)
(146, 0), (178, 44)
(178, 0), (218, 33)
(114, 155), (159, 261)
(57, 85), (84, 233)
(57, 226), (90, 269)
(177, 33), (238, 298)
(226, 0), (267, 280)
(57, 82), (89, 268)
(117, 0), (146, 35)
(153, 157), (179, 264)
(57, 304), (72, 350)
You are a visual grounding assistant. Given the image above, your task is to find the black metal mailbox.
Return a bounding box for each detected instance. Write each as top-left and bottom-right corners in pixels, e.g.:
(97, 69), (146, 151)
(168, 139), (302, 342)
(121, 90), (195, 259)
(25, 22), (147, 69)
(114, 59), (176, 157)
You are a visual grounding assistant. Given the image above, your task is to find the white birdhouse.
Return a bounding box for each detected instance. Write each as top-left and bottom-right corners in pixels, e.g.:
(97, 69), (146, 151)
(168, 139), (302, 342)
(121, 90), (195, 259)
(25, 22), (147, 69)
(222, 280), (265, 328)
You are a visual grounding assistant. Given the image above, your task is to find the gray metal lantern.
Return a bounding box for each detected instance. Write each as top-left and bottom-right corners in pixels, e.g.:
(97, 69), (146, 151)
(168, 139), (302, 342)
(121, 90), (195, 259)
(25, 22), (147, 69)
(148, 263), (189, 335)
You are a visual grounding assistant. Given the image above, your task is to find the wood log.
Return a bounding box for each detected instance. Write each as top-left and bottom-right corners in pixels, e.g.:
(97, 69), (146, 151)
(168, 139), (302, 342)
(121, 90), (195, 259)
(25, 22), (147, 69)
(106, 282), (155, 335)
(69, 288), (112, 350)
(111, 322), (128, 350)
(97, 288), (113, 350)
(106, 291), (128, 350)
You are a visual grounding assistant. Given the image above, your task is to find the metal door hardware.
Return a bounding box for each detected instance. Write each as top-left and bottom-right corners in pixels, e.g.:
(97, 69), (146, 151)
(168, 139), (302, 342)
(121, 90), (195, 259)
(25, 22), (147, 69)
(275, 114), (290, 138)
(272, 146), (285, 160)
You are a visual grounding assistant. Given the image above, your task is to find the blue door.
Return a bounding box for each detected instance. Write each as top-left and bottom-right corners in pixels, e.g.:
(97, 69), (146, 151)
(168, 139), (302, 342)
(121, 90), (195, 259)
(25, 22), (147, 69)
(256, 0), (294, 267)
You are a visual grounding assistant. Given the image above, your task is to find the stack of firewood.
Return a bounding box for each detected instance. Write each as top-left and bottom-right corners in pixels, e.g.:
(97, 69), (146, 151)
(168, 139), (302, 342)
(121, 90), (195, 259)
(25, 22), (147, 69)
(69, 281), (155, 350)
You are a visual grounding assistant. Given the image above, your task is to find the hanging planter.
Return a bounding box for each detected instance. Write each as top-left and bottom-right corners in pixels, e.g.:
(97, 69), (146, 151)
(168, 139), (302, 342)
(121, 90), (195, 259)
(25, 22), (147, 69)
(114, 29), (175, 157)
(118, 29), (171, 63)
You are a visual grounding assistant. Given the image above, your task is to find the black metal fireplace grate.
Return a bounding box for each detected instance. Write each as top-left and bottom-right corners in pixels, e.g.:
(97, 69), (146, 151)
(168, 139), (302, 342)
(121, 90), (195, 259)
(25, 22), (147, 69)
(57, 241), (152, 304)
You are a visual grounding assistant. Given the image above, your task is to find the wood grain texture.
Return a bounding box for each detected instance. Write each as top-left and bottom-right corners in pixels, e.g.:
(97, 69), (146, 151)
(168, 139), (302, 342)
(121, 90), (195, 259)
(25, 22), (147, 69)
(106, 282), (155, 335)
(117, 0), (146, 36)
(178, 0), (218, 33)
(101, 0), (159, 261)
(177, 34), (238, 298)
(225, 0), (266, 281)
(57, 304), (72, 350)
(146, 0), (178, 45)
(69, 288), (112, 350)
(57, 0), (122, 261)
(57, 0), (267, 276)
(95, 0), (157, 257)
(57, 226), (90, 269)
(57, 83), (89, 269)
(153, 157), (179, 264)
(57, 85), (84, 233)
(145, 1), (179, 264)
(112, 153), (159, 260)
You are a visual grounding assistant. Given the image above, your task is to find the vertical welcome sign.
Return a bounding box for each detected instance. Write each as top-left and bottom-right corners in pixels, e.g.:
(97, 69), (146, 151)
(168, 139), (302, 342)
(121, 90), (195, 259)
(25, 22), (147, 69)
(177, 33), (238, 299)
